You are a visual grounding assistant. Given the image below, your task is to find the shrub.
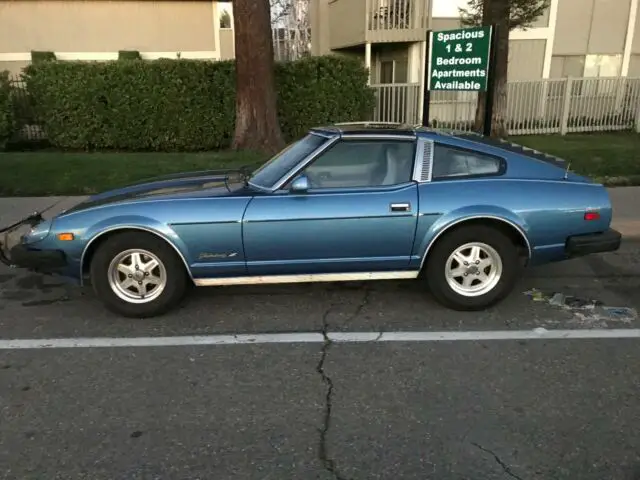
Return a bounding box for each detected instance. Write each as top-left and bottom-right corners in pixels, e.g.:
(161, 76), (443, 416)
(118, 50), (142, 60)
(275, 55), (375, 141)
(0, 71), (14, 150)
(25, 59), (237, 150)
(31, 51), (56, 63)
(23, 55), (375, 151)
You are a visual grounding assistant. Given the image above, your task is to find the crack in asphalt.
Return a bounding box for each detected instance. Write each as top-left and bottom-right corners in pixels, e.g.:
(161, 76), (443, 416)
(346, 287), (371, 327)
(317, 307), (347, 480)
(471, 442), (524, 480)
(316, 290), (370, 480)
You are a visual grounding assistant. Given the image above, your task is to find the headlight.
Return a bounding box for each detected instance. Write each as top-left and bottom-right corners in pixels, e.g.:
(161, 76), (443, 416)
(25, 219), (52, 243)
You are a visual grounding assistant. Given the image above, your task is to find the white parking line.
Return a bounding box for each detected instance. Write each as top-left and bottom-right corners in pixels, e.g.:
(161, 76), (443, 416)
(2, 328), (640, 349)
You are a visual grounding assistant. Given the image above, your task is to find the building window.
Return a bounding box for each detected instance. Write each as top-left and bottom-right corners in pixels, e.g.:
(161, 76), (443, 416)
(584, 54), (622, 78)
(380, 60), (394, 83)
(549, 55), (586, 96)
(378, 59), (408, 84)
(583, 54), (622, 95)
(629, 54), (640, 77)
(550, 55), (586, 78)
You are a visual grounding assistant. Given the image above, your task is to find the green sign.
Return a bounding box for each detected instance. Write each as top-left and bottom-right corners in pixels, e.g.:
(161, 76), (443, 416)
(428, 26), (492, 92)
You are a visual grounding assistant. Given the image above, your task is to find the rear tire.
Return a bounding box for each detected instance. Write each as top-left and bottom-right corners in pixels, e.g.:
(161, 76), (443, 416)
(424, 225), (521, 311)
(90, 231), (190, 318)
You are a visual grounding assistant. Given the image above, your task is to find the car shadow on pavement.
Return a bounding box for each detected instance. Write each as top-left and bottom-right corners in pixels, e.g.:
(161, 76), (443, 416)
(1, 240), (639, 338)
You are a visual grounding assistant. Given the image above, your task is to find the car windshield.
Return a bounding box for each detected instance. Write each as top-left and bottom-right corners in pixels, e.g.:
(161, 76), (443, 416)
(249, 133), (328, 189)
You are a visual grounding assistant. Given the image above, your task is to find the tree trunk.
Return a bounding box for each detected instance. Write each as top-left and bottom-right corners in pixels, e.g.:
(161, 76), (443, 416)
(472, 0), (491, 132)
(473, 0), (509, 138)
(232, 0), (286, 154)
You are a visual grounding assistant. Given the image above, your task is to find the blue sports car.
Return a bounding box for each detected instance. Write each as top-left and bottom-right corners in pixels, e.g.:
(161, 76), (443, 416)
(0, 123), (622, 318)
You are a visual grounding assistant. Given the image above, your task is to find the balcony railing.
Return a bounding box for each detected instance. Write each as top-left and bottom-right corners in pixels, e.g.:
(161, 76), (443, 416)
(367, 0), (426, 31)
(328, 0), (428, 49)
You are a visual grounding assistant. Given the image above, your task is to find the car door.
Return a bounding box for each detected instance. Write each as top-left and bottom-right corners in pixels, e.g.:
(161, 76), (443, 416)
(242, 137), (420, 276)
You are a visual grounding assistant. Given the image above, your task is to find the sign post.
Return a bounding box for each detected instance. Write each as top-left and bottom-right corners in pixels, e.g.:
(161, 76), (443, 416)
(421, 30), (432, 127)
(423, 25), (494, 134)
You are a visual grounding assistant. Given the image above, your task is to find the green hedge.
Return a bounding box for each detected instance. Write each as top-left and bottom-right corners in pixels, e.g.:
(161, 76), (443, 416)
(0, 71), (14, 150)
(23, 56), (375, 151)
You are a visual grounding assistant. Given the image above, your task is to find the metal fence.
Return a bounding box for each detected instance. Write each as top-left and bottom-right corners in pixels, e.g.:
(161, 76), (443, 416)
(370, 83), (422, 124)
(372, 76), (640, 135)
(7, 75), (46, 143)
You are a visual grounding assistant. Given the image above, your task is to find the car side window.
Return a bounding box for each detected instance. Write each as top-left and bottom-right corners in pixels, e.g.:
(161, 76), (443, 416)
(299, 140), (415, 189)
(432, 143), (504, 180)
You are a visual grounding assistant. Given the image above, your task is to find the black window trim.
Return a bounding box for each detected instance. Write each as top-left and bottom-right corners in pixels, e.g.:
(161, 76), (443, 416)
(277, 136), (418, 192)
(430, 141), (507, 182)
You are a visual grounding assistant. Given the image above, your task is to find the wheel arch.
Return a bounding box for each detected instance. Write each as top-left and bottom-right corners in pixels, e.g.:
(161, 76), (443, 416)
(419, 215), (532, 271)
(80, 226), (193, 286)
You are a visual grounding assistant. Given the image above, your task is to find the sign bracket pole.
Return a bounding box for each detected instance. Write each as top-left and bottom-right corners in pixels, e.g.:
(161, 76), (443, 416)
(421, 29), (432, 127)
(482, 24), (498, 136)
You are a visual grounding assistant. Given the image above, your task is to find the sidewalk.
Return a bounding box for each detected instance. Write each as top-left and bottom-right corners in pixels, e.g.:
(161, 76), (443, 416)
(608, 187), (640, 238)
(0, 188), (638, 237)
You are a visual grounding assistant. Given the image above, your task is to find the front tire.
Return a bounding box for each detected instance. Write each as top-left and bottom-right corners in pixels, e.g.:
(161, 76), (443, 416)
(90, 232), (190, 318)
(424, 225), (521, 311)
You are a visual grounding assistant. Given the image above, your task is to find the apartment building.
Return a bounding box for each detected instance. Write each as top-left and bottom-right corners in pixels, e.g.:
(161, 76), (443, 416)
(0, 0), (237, 75)
(311, 0), (640, 83)
(1, 0), (636, 129)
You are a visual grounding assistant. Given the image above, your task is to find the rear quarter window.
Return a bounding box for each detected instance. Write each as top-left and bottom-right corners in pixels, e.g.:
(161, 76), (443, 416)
(432, 143), (505, 180)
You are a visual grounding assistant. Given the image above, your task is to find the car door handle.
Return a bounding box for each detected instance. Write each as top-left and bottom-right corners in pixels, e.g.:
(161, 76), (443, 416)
(390, 202), (411, 212)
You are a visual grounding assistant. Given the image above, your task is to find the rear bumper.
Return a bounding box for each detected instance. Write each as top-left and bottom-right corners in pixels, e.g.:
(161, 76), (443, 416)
(566, 228), (622, 257)
(3, 243), (68, 273)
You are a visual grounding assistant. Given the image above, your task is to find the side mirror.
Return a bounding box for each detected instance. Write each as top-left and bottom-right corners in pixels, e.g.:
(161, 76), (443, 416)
(290, 175), (310, 193)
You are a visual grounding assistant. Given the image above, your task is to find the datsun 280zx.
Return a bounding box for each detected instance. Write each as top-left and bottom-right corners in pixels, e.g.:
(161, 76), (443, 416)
(0, 123), (622, 318)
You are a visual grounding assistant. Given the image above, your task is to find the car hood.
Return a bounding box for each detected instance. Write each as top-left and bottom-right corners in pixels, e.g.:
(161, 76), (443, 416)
(61, 169), (252, 216)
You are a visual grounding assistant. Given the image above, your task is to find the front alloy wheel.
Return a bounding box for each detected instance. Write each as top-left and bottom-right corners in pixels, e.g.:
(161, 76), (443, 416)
(90, 231), (189, 318)
(108, 249), (168, 304)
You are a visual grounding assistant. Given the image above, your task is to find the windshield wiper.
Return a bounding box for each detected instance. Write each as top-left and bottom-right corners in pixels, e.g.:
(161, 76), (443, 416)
(239, 165), (252, 187)
(222, 166), (253, 192)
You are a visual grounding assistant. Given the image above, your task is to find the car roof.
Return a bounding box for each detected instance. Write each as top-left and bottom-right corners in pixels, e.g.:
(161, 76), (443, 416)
(310, 122), (566, 166)
(310, 122), (418, 136)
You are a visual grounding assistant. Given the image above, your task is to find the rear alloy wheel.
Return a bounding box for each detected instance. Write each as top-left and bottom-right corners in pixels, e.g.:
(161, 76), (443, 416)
(90, 232), (189, 318)
(425, 225), (521, 311)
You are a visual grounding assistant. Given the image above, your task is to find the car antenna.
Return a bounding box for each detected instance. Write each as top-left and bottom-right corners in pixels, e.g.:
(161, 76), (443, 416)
(563, 161), (571, 180)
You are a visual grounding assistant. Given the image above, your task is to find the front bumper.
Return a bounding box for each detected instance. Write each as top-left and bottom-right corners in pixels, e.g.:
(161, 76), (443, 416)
(7, 243), (68, 272)
(0, 212), (66, 273)
(566, 228), (622, 257)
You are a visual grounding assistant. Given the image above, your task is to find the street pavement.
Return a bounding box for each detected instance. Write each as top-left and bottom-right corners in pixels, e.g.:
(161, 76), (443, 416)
(1, 190), (640, 479)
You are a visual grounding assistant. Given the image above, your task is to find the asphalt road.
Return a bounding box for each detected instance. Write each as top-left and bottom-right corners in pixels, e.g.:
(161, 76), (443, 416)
(1, 240), (640, 479)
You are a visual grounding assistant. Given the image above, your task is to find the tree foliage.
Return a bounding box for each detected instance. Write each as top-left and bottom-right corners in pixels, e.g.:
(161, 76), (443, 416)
(459, 0), (551, 31)
(457, 0), (550, 137)
(219, 10), (232, 28)
(270, 0), (311, 60)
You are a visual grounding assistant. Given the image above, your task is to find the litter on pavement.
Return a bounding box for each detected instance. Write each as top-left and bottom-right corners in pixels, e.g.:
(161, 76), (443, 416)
(523, 288), (637, 326)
